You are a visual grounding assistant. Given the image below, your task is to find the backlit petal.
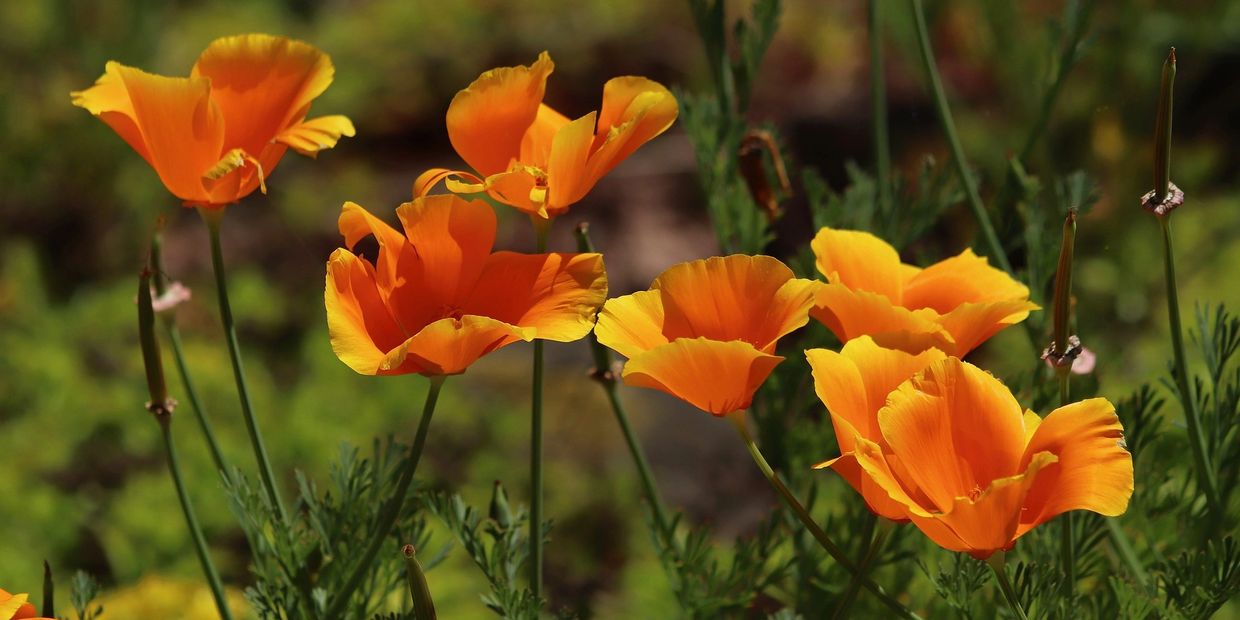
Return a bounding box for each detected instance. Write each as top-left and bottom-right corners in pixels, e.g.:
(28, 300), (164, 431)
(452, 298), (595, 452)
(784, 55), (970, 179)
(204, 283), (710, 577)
(622, 337), (783, 416)
(877, 358), (1028, 513)
(934, 299), (1039, 357)
(903, 249), (1030, 313)
(394, 315), (533, 376)
(447, 51), (554, 177)
(1017, 398), (1133, 534)
(817, 452), (914, 522)
(582, 76), (679, 186)
(466, 251), (608, 342)
(811, 284), (949, 354)
(395, 195), (496, 311)
(325, 249), (408, 375)
(338, 201), (412, 297)
(276, 114), (356, 156)
(481, 168), (547, 217)
(70, 62), (152, 166)
(595, 290), (669, 360)
(811, 228), (906, 303)
(546, 112), (598, 213)
(520, 103), (571, 168)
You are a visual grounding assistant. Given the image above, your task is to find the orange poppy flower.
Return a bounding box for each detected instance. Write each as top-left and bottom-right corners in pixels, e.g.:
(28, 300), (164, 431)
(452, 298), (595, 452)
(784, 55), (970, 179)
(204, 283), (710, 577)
(325, 194), (607, 376)
(810, 227), (1038, 356)
(814, 355), (1132, 559)
(594, 255), (818, 415)
(72, 33), (354, 208)
(414, 51), (678, 219)
(0, 588), (51, 620)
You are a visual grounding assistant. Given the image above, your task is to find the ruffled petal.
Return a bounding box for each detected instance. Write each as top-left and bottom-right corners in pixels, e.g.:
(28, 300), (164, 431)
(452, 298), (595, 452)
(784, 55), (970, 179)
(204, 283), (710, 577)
(480, 168), (547, 217)
(276, 114), (356, 156)
(395, 195), (497, 311)
(811, 284), (950, 354)
(338, 201), (414, 298)
(465, 251), (608, 342)
(1016, 398), (1133, 535)
(902, 248), (1031, 313)
(934, 299), (1039, 357)
(394, 315), (533, 376)
(324, 249), (409, 375)
(447, 51), (554, 177)
(581, 76), (679, 186)
(595, 290), (669, 360)
(621, 337), (783, 416)
(545, 111), (598, 214)
(811, 228), (906, 303)
(877, 358), (1029, 513)
(412, 167), (484, 198)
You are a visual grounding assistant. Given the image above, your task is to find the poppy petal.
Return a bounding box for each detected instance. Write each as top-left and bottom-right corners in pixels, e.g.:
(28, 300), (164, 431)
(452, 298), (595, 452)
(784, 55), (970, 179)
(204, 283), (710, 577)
(622, 337), (783, 415)
(412, 167), (485, 198)
(466, 251), (608, 341)
(595, 290), (669, 360)
(520, 103), (572, 168)
(1017, 398), (1133, 534)
(447, 51), (554, 177)
(902, 248), (1030, 313)
(582, 76), (678, 186)
(849, 436), (941, 518)
(338, 201), (415, 298)
(396, 315), (533, 376)
(811, 228), (906, 303)
(546, 111), (598, 213)
(877, 358), (1029, 513)
(395, 195), (497, 311)
(817, 451), (914, 522)
(811, 284), (950, 354)
(934, 299), (1040, 357)
(324, 249), (409, 375)
(70, 62), (153, 166)
(481, 168), (547, 217)
(276, 114), (356, 156)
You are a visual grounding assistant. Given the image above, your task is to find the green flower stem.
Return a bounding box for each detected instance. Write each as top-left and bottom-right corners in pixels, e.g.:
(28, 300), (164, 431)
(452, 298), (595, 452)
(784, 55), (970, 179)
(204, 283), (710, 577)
(529, 218), (550, 601)
(986, 552), (1028, 620)
(909, 0), (1012, 275)
(151, 231), (229, 476)
(325, 376), (445, 619)
(727, 411), (922, 620)
(1158, 215), (1222, 518)
(869, 0), (892, 218)
(831, 516), (892, 620)
(403, 544), (438, 620)
(157, 414), (235, 620)
(1105, 518), (1149, 587)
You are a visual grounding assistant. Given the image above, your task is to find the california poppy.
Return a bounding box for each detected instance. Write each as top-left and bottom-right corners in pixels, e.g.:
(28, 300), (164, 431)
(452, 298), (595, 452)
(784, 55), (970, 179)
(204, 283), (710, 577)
(811, 227), (1037, 356)
(594, 255), (817, 415)
(414, 52), (678, 219)
(0, 588), (51, 620)
(72, 33), (354, 208)
(325, 194), (607, 376)
(814, 355), (1132, 559)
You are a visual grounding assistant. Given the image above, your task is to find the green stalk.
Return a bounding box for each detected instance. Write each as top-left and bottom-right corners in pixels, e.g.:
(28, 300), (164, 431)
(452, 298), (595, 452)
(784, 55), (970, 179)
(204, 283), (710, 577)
(324, 377), (445, 619)
(727, 412), (922, 620)
(1105, 519), (1149, 586)
(402, 544), (438, 620)
(199, 207), (289, 524)
(1153, 49), (1175, 203)
(870, 0), (892, 218)
(1049, 210), (1077, 598)
(151, 230), (229, 476)
(831, 517), (891, 620)
(1158, 216), (1222, 517)
(986, 552), (1028, 620)
(909, 0), (1013, 275)
(529, 218), (550, 600)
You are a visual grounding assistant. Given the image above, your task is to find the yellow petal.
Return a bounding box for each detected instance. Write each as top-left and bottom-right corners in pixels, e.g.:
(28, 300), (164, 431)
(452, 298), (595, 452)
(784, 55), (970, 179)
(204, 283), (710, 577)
(325, 249), (409, 375)
(595, 290), (670, 360)
(276, 114), (356, 156)
(811, 227), (906, 303)
(447, 51), (554, 177)
(622, 337), (783, 416)
(412, 167), (484, 198)
(465, 251), (608, 342)
(811, 283), (950, 354)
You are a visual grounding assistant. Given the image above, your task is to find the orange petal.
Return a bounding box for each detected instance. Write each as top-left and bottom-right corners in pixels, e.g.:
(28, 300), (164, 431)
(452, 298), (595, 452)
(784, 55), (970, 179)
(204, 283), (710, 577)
(325, 249), (408, 375)
(395, 315), (533, 376)
(520, 103), (571, 168)
(545, 111), (598, 214)
(276, 114), (356, 156)
(811, 228), (906, 303)
(192, 34), (335, 159)
(583, 76), (679, 185)
(902, 248), (1031, 313)
(338, 201), (415, 300)
(447, 51), (554, 177)
(395, 195), (497, 312)
(412, 167), (482, 198)
(877, 358), (1029, 513)
(811, 284), (950, 354)
(1017, 398), (1133, 535)
(849, 436), (942, 519)
(595, 290), (669, 360)
(817, 451), (914, 522)
(71, 61), (152, 166)
(465, 251), (608, 342)
(806, 337), (945, 451)
(622, 337), (783, 416)
(653, 255), (815, 352)
(481, 168), (547, 218)
(934, 299), (1039, 357)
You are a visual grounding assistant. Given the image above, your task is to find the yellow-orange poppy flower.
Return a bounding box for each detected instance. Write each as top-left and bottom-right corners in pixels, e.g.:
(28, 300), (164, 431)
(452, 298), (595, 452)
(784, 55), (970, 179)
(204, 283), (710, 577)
(810, 227), (1038, 356)
(594, 255), (817, 415)
(0, 588), (51, 620)
(414, 51), (678, 219)
(325, 194), (607, 376)
(72, 33), (354, 208)
(816, 356), (1132, 559)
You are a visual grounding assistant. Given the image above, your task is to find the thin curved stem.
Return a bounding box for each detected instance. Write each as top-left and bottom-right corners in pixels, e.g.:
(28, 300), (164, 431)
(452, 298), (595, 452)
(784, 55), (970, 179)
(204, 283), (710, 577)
(529, 218), (550, 601)
(832, 516), (890, 620)
(986, 552), (1028, 620)
(200, 208), (289, 525)
(324, 376), (445, 619)
(728, 411), (922, 620)
(157, 415), (235, 620)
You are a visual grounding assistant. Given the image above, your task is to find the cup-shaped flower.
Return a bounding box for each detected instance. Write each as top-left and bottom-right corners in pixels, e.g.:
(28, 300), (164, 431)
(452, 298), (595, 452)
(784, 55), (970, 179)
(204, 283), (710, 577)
(72, 34), (355, 208)
(811, 227), (1038, 356)
(414, 52), (678, 220)
(817, 356), (1133, 559)
(595, 255), (817, 415)
(0, 588), (51, 620)
(325, 194), (607, 376)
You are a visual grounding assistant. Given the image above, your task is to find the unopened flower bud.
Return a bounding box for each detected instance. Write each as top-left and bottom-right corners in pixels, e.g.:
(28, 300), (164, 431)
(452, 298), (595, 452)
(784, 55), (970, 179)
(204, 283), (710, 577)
(738, 129), (791, 221)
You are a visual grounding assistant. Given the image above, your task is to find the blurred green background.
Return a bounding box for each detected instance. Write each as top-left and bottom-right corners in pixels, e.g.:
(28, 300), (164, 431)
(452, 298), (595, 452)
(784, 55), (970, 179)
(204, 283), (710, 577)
(2, 0), (1240, 617)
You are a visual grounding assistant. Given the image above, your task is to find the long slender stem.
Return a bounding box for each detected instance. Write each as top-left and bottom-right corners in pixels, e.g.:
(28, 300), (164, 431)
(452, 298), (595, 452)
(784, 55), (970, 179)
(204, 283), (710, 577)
(1158, 215), (1222, 518)
(325, 377), (445, 619)
(157, 415), (235, 620)
(832, 516), (890, 620)
(529, 220), (550, 601)
(1105, 519), (1149, 586)
(199, 208), (289, 525)
(869, 0), (892, 219)
(909, 0), (1012, 274)
(727, 412), (922, 620)
(986, 552), (1028, 620)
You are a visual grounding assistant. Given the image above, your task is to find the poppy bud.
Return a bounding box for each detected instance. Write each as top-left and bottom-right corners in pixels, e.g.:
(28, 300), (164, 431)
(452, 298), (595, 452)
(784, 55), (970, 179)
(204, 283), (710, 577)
(738, 129), (791, 221)
(1042, 209), (1083, 370)
(402, 544), (437, 620)
(1142, 48), (1183, 216)
(138, 267), (175, 418)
